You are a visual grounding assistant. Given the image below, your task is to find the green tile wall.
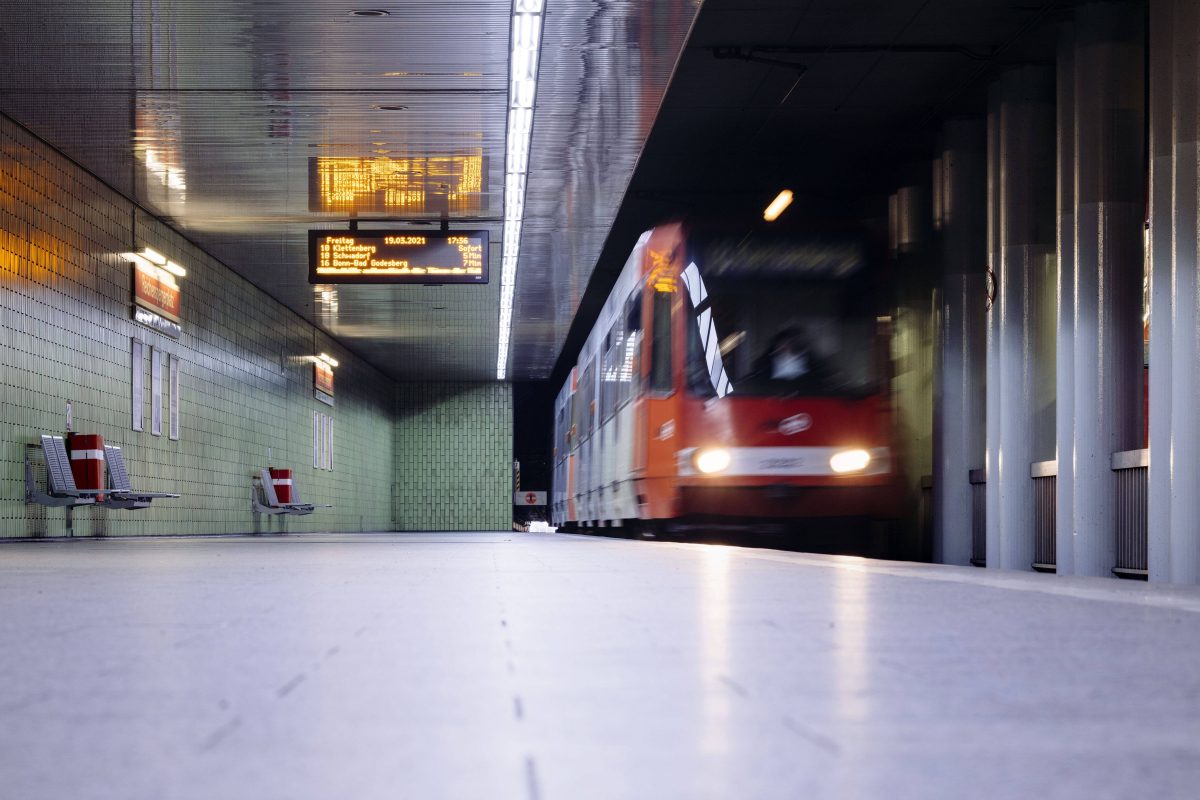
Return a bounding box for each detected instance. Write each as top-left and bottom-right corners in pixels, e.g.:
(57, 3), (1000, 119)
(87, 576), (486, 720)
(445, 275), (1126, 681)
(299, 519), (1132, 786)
(0, 112), (396, 537)
(394, 382), (512, 531)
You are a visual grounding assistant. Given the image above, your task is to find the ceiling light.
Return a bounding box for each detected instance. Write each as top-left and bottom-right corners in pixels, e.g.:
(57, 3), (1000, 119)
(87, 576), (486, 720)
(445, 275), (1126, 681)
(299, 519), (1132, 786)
(372, 104), (408, 111)
(141, 247), (167, 265)
(496, 0), (546, 379)
(349, 9), (390, 17)
(763, 189), (794, 222)
(318, 353), (339, 367)
(118, 252), (153, 270)
(120, 249), (186, 279)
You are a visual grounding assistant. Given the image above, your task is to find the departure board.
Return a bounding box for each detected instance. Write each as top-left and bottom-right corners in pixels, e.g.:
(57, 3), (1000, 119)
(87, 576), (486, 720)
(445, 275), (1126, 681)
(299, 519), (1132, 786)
(308, 230), (489, 284)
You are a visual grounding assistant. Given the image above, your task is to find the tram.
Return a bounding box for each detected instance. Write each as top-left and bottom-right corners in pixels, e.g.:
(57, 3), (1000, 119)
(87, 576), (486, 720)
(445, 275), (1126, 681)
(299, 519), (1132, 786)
(551, 222), (901, 534)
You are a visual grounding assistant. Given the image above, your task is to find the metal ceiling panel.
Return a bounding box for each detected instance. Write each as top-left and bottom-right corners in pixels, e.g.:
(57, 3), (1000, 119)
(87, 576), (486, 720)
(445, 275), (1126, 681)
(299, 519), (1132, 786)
(0, 0), (699, 381)
(509, 0), (702, 378)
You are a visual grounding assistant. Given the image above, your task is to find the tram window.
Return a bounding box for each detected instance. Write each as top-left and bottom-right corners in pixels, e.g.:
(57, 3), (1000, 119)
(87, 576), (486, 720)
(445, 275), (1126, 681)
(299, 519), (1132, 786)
(685, 297), (717, 398)
(581, 360), (596, 436)
(570, 381), (581, 445)
(623, 290), (643, 401)
(602, 327), (620, 423)
(650, 292), (673, 393)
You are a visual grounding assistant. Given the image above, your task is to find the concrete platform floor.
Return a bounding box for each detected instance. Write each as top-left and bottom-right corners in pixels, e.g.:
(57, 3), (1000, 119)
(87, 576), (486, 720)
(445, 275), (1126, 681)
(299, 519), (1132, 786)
(1, 532), (1199, 800)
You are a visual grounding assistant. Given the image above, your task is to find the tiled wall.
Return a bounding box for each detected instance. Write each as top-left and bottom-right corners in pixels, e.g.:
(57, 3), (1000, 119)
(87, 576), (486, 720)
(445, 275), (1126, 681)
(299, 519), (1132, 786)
(394, 382), (513, 531)
(0, 112), (409, 537)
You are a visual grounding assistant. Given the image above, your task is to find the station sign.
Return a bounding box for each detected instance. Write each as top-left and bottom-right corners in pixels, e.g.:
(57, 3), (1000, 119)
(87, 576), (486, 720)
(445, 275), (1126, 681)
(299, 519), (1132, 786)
(308, 230), (489, 284)
(130, 258), (182, 339)
(314, 361), (334, 397)
(134, 260), (181, 322)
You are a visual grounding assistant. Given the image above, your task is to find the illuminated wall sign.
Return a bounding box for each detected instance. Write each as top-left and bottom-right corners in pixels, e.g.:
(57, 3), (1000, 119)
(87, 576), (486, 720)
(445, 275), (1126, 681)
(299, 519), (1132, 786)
(308, 154), (487, 215)
(309, 230), (489, 284)
(122, 250), (183, 339)
(314, 361), (335, 404)
(134, 261), (181, 322)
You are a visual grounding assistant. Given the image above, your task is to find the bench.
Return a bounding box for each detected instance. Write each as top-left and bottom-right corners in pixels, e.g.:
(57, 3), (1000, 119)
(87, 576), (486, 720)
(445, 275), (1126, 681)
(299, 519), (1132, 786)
(25, 435), (181, 510)
(252, 469), (332, 516)
(101, 445), (180, 509)
(25, 435), (104, 507)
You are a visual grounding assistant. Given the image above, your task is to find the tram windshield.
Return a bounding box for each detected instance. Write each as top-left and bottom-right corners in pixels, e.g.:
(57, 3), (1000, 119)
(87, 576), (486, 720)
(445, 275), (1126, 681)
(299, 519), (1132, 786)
(683, 238), (879, 399)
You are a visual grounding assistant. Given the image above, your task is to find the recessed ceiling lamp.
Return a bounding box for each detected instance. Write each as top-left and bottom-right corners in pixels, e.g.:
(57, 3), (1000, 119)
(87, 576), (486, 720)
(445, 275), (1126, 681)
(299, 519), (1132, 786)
(763, 189), (794, 222)
(496, 0), (545, 380)
(119, 247), (186, 278)
(349, 9), (390, 17)
(372, 104), (408, 111)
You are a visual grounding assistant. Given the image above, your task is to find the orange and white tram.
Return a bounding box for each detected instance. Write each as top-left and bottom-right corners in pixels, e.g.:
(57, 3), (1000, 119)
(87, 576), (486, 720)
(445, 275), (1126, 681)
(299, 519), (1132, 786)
(551, 222), (901, 533)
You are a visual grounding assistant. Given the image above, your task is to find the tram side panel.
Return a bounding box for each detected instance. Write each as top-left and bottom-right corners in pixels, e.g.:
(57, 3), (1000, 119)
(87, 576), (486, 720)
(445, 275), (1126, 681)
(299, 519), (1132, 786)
(557, 231), (651, 527)
(594, 245), (644, 525)
(634, 223), (689, 522)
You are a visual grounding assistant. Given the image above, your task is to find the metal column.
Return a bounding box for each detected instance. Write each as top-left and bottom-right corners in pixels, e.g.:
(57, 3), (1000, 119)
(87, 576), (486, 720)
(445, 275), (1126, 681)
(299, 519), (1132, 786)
(1147, 0), (1174, 582)
(984, 85), (1002, 570)
(934, 119), (987, 566)
(989, 66), (1057, 571)
(1071, 1), (1145, 577)
(1055, 25), (1076, 575)
(1165, 0), (1200, 583)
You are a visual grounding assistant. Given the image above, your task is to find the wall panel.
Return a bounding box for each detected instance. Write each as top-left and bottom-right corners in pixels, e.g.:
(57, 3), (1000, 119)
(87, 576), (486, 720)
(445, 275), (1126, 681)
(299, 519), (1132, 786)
(0, 113), (395, 537)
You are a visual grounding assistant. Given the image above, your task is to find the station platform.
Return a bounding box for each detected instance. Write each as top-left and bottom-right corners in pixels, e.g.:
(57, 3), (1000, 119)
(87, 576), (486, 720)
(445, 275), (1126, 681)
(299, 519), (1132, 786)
(2, 531), (1198, 799)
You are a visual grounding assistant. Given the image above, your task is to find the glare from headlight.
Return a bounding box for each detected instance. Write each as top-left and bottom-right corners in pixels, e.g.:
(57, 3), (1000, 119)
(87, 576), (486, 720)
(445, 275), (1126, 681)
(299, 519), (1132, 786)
(694, 448), (732, 474)
(830, 449), (871, 474)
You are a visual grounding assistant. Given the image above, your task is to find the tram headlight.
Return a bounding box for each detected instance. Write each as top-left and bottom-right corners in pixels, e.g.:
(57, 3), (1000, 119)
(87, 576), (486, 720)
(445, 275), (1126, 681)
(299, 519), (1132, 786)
(830, 448), (871, 474)
(694, 447), (732, 474)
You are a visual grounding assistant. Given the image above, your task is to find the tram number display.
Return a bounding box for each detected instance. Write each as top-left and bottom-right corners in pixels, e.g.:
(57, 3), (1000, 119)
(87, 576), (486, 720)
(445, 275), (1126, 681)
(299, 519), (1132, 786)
(308, 230), (489, 284)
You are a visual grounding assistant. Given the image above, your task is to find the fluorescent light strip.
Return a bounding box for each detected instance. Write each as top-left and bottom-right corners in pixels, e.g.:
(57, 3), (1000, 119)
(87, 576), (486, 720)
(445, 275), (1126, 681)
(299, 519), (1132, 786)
(763, 189), (794, 222)
(496, 0), (545, 379)
(142, 247), (167, 266)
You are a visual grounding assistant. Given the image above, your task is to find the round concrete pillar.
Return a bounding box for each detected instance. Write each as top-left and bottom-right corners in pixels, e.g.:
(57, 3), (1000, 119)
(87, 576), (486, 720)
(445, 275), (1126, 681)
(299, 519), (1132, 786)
(989, 66), (1057, 571)
(1055, 24), (1077, 576)
(1070, 0), (1146, 578)
(984, 84), (1002, 569)
(1166, 0), (1200, 584)
(934, 119), (987, 566)
(1147, 0), (1175, 582)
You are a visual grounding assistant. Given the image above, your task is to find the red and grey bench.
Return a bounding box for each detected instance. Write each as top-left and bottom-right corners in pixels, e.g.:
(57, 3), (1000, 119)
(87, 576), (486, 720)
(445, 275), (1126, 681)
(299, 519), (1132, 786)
(252, 469), (331, 516)
(25, 435), (106, 508)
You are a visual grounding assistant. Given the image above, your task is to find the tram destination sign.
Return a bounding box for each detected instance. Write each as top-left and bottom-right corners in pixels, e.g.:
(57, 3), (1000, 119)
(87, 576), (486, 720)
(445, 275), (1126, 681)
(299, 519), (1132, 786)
(308, 229), (489, 284)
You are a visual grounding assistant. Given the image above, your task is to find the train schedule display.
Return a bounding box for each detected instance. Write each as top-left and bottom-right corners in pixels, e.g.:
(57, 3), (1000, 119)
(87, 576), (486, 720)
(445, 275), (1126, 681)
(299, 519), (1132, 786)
(308, 230), (488, 284)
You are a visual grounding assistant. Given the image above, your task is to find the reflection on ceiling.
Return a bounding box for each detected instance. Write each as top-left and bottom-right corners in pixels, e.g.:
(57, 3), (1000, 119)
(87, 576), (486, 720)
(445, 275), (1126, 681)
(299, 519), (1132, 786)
(310, 153), (487, 216)
(0, 0), (700, 380)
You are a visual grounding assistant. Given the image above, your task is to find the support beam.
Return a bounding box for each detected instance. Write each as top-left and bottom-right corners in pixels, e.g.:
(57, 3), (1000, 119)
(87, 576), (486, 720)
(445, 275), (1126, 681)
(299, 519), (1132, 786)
(1055, 24), (1076, 576)
(1147, 0), (1174, 582)
(1071, 1), (1145, 577)
(934, 118), (987, 566)
(985, 85), (1002, 570)
(988, 66), (1057, 571)
(1160, 0), (1200, 583)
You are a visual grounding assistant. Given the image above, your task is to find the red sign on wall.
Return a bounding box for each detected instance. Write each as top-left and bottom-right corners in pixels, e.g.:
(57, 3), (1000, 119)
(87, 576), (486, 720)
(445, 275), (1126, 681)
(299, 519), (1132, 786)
(314, 361), (335, 396)
(133, 263), (181, 323)
(513, 491), (547, 506)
